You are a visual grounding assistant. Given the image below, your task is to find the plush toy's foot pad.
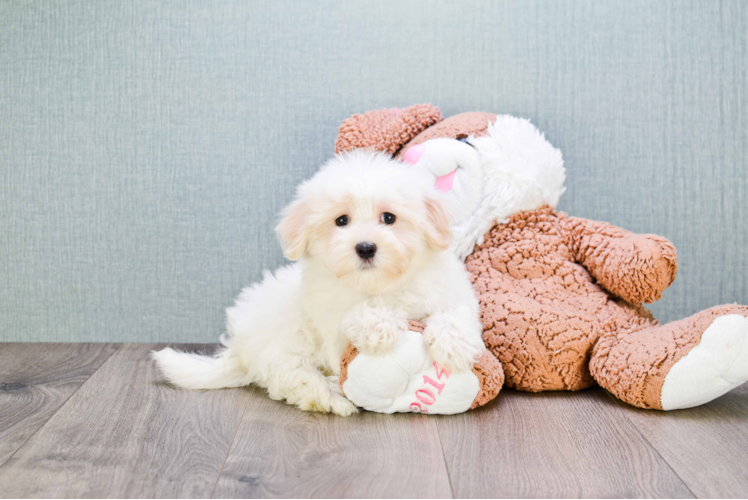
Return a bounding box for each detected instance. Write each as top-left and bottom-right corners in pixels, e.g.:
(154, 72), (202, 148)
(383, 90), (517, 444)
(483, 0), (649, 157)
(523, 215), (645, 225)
(340, 322), (503, 414)
(661, 314), (748, 410)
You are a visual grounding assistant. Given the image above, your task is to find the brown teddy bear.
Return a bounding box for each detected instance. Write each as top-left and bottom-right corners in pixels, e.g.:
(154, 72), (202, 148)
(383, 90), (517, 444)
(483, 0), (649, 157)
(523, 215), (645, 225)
(336, 104), (748, 412)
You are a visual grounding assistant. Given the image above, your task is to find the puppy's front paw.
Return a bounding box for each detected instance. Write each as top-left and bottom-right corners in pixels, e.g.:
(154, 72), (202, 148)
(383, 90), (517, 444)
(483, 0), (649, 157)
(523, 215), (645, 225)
(326, 375), (359, 416)
(342, 302), (409, 355)
(328, 392), (359, 416)
(297, 392), (358, 416)
(427, 337), (483, 372)
(297, 376), (359, 416)
(424, 325), (484, 372)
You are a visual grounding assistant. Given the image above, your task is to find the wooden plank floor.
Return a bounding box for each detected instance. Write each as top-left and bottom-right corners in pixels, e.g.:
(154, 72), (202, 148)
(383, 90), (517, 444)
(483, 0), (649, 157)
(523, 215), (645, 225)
(0, 343), (119, 469)
(0, 344), (746, 498)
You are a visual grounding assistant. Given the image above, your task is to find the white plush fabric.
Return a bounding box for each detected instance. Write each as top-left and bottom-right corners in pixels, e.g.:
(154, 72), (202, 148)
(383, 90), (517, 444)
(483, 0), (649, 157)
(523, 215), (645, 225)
(404, 138), (484, 227)
(661, 314), (748, 410)
(407, 115), (567, 261)
(342, 330), (480, 414)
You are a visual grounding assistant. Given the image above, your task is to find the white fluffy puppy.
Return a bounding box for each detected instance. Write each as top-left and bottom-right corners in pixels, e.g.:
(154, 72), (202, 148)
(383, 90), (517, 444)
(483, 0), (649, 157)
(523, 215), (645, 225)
(152, 150), (485, 415)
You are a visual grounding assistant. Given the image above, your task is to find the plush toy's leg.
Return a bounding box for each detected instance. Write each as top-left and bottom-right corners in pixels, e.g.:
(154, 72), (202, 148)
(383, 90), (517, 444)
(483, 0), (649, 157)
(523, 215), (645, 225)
(589, 305), (748, 410)
(340, 321), (503, 414)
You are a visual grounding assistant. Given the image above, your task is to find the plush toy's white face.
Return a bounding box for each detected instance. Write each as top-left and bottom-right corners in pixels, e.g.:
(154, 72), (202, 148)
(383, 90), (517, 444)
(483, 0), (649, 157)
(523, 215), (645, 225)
(402, 138), (484, 230)
(401, 116), (567, 261)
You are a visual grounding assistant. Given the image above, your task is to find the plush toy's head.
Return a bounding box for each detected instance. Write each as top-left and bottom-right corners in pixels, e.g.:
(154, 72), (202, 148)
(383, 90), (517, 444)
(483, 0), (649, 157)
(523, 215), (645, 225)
(336, 105), (567, 260)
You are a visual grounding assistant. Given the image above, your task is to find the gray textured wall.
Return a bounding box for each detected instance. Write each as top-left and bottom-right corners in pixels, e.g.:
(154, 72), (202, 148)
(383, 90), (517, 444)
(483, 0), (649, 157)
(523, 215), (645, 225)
(1, 0), (746, 342)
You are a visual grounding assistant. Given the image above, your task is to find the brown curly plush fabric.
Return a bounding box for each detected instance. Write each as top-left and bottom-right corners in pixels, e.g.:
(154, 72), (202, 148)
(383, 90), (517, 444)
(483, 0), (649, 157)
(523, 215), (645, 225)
(591, 304), (748, 409)
(563, 217), (678, 304)
(469, 206), (747, 409)
(470, 207), (635, 393)
(470, 350), (505, 409)
(336, 105), (748, 411)
(396, 111), (497, 159)
(338, 344), (358, 388)
(406, 319), (427, 333)
(335, 104), (442, 155)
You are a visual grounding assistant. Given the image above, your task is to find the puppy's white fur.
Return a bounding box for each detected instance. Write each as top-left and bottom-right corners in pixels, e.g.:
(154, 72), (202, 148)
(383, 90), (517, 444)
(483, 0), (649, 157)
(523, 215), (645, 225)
(152, 150), (485, 415)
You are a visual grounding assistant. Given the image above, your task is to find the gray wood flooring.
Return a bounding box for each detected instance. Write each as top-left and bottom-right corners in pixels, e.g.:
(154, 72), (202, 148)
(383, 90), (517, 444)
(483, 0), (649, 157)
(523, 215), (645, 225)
(0, 343), (747, 498)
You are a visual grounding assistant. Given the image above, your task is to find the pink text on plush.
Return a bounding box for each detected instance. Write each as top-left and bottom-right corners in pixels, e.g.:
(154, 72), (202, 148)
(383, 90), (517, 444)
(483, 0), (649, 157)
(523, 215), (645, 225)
(409, 362), (451, 413)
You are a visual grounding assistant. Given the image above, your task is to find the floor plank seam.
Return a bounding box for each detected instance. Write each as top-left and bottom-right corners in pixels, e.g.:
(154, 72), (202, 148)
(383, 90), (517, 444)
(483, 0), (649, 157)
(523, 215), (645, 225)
(602, 390), (700, 499)
(0, 343), (124, 473)
(433, 418), (457, 499)
(209, 384), (254, 499)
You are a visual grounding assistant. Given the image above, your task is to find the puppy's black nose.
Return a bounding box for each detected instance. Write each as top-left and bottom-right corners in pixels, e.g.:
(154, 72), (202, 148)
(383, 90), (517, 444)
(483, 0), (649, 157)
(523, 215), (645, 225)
(355, 242), (377, 260)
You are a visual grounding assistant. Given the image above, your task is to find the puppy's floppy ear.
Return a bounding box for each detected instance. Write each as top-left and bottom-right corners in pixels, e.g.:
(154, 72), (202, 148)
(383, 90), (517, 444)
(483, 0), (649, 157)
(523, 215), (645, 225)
(275, 199), (309, 261)
(424, 196), (453, 251)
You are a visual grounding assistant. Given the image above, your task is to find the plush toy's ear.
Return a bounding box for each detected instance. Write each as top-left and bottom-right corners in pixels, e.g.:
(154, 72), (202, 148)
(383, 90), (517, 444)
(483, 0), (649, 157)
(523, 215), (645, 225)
(424, 196), (453, 251)
(275, 199), (309, 261)
(335, 104), (443, 155)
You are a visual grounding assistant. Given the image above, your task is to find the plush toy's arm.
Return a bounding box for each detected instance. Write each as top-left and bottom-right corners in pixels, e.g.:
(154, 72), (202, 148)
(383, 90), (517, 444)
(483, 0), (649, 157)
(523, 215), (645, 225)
(561, 216), (678, 304)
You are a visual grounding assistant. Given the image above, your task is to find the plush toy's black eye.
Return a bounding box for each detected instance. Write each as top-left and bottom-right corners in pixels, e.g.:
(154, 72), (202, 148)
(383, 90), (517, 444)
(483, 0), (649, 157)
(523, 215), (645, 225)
(457, 136), (475, 148)
(335, 215), (349, 227)
(381, 212), (396, 225)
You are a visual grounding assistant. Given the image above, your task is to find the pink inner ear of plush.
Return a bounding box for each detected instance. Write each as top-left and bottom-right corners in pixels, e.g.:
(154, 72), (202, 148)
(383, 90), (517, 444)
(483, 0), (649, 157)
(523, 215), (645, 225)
(402, 144), (426, 164)
(435, 170), (456, 192)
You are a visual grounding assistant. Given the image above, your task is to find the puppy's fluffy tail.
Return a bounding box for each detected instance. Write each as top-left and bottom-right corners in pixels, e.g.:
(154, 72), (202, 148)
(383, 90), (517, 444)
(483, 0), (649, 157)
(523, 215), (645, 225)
(150, 347), (249, 390)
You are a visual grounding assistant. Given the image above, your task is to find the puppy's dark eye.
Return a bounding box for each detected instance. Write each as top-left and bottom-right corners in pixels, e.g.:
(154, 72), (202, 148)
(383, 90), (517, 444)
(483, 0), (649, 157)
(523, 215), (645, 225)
(335, 215), (349, 227)
(381, 212), (396, 225)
